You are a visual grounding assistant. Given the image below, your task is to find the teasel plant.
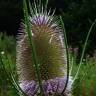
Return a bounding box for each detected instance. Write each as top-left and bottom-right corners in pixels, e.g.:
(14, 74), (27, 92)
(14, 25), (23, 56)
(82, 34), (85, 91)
(0, 0), (96, 96)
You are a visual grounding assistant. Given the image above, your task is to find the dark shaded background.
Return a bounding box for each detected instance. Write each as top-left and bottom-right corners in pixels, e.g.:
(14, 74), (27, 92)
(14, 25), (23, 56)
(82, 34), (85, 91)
(0, 0), (23, 35)
(0, 0), (96, 55)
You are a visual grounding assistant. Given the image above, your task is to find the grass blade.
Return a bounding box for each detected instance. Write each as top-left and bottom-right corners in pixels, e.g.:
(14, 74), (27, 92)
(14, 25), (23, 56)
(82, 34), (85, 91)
(72, 19), (96, 84)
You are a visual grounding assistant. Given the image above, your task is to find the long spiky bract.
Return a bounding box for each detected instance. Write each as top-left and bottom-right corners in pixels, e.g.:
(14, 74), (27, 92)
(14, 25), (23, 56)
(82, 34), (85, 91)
(6, 55), (28, 96)
(72, 19), (96, 84)
(23, 0), (44, 95)
(60, 16), (70, 94)
(0, 51), (27, 96)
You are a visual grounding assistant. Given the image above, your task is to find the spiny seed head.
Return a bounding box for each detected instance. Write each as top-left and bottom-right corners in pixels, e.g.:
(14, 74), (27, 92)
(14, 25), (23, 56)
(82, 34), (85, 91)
(16, 0), (69, 95)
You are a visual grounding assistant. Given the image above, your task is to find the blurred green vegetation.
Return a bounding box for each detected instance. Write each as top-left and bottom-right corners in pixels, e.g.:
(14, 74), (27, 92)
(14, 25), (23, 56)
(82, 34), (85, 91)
(0, 33), (16, 54)
(0, 33), (18, 96)
(71, 57), (96, 96)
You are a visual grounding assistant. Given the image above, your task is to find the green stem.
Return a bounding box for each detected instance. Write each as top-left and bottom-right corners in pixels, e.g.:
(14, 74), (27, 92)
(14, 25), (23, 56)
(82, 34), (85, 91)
(23, 0), (43, 95)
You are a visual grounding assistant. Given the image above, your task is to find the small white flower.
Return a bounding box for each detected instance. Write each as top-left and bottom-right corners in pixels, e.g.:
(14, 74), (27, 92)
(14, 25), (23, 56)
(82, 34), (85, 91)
(1, 51), (4, 55)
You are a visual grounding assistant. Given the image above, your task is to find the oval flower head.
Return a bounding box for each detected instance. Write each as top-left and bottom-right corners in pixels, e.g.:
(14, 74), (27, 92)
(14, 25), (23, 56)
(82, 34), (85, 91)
(16, 0), (73, 96)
